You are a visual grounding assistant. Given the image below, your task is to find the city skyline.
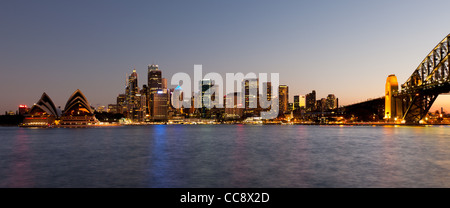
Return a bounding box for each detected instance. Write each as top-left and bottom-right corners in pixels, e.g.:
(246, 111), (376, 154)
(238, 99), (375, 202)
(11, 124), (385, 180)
(3, 1), (450, 113)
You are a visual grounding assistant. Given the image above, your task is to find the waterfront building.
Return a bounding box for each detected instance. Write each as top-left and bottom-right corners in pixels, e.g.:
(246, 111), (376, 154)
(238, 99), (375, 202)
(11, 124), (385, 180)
(60, 89), (97, 125)
(151, 91), (168, 121)
(22, 92), (61, 126)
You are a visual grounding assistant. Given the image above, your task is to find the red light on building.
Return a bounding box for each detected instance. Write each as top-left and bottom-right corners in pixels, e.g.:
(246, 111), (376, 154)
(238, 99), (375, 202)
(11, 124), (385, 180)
(18, 104), (29, 115)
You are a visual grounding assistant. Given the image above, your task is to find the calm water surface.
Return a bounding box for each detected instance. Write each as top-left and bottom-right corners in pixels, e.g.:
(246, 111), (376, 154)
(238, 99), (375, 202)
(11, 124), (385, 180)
(1, 125), (450, 188)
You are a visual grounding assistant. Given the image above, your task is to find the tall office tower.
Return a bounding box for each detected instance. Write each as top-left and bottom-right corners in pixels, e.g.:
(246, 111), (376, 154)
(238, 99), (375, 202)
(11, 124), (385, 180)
(148, 64), (162, 117)
(125, 68), (139, 120)
(299, 95), (306, 108)
(305, 90), (316, 112)
(243, 78), (258, 109)
(316, 98), (327, 112)
(200, 79), (213, 118)
(126, 68), (139, 104)
(140, 85), (148, 118)
(326, 94), (337, 110)
(151, 92), (168, 121)
(294, 95), (300, 110)
(242, 78), (259, 116)
(116, 94), (126, 114)
(148, 64), (162, 93)
(279, 85), (289, 115)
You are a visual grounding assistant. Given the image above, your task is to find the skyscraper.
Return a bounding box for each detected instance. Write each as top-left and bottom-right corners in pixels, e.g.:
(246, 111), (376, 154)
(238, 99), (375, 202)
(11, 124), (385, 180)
(148, 64), (162, 118)
(299, 95), (305, 108)
(200, 79), (213, 118)
(326, 94), (337, 110)
(126, 68), (139, 105)
(242, 78), (259, 117)
(116, 94), (126, 114)
(148, 64), (162, 94)
(294, 95), (300, 111)
(151, 92), (168, 121)
(306, 90), (316, 112)
(125, 68), (140, 120)
(279, 85), (289, 115)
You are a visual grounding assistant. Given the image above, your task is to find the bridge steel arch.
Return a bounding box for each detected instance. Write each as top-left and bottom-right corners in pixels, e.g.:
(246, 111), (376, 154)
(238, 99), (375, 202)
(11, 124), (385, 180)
(398, 34), (450, 124)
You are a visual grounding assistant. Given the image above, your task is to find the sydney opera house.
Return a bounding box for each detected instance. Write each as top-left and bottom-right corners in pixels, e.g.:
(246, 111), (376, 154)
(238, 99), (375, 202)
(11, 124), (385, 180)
(21, 89), (98, 127)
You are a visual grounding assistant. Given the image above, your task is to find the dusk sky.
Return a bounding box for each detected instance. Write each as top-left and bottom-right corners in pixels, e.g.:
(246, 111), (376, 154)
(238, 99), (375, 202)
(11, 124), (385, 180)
(2, 0), (450, 112)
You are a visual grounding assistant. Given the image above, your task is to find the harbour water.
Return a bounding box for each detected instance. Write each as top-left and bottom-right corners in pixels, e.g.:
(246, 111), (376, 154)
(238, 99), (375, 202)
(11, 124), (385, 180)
(1, 125), (450, 188)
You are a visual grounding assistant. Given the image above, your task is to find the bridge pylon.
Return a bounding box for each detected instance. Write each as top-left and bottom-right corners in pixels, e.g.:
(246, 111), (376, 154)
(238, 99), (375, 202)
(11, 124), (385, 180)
(389, 33), (450, 124)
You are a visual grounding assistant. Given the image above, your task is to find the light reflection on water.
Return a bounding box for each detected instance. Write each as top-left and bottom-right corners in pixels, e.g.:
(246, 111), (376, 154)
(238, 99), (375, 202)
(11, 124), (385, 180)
(0, 125), (450, 188)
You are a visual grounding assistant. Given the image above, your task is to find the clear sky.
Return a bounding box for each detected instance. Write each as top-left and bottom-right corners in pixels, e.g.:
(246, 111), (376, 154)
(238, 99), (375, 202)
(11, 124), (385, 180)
(2, 0), (450, 113)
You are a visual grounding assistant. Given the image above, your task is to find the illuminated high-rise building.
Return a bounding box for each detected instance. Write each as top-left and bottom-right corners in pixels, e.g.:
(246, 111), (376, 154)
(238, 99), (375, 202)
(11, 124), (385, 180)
(148, 64), (162, 94)
(125, 68), (140, 121)
(148, 64), (162, 118)
(306, 90), (316, 112)
(242, 78), (259, 117)
(299, 95), (305, 108)
(326, 94), (337, 110)
(152, 91), (168, 121)
(294, 95), (300, 111)
(116, 94), (126, 114)
(279, 85), (289, 115)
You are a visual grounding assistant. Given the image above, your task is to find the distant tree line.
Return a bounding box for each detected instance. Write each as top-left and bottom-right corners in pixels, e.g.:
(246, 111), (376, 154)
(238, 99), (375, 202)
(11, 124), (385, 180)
(94, 112), (124, 122)
(0, 115), (24, 126)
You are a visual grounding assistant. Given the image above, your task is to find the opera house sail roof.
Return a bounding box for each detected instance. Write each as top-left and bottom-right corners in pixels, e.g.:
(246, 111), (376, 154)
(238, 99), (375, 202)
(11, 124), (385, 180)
(60, 89), (97, 125)
(34, 92), (61, 117)
(63, 89), (94, 116)
(21, 89), (98, 127)
(22, 92), (60, 127)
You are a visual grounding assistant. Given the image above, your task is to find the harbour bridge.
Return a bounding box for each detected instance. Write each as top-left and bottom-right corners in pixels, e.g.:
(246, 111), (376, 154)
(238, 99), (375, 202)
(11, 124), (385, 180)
(385, 33), (450, 124)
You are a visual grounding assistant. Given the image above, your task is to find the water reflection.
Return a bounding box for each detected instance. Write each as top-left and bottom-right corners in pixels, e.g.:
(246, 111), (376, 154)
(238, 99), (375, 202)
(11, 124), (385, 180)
(150, 125), (168, 187)
(8, 128), (33, 187)
(230, 124), (250, 187)
(1, 125), (450, 187)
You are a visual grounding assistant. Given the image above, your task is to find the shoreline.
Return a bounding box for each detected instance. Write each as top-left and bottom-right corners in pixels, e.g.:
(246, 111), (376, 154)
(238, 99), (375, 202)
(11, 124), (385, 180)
(9, 122), (450, 128)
